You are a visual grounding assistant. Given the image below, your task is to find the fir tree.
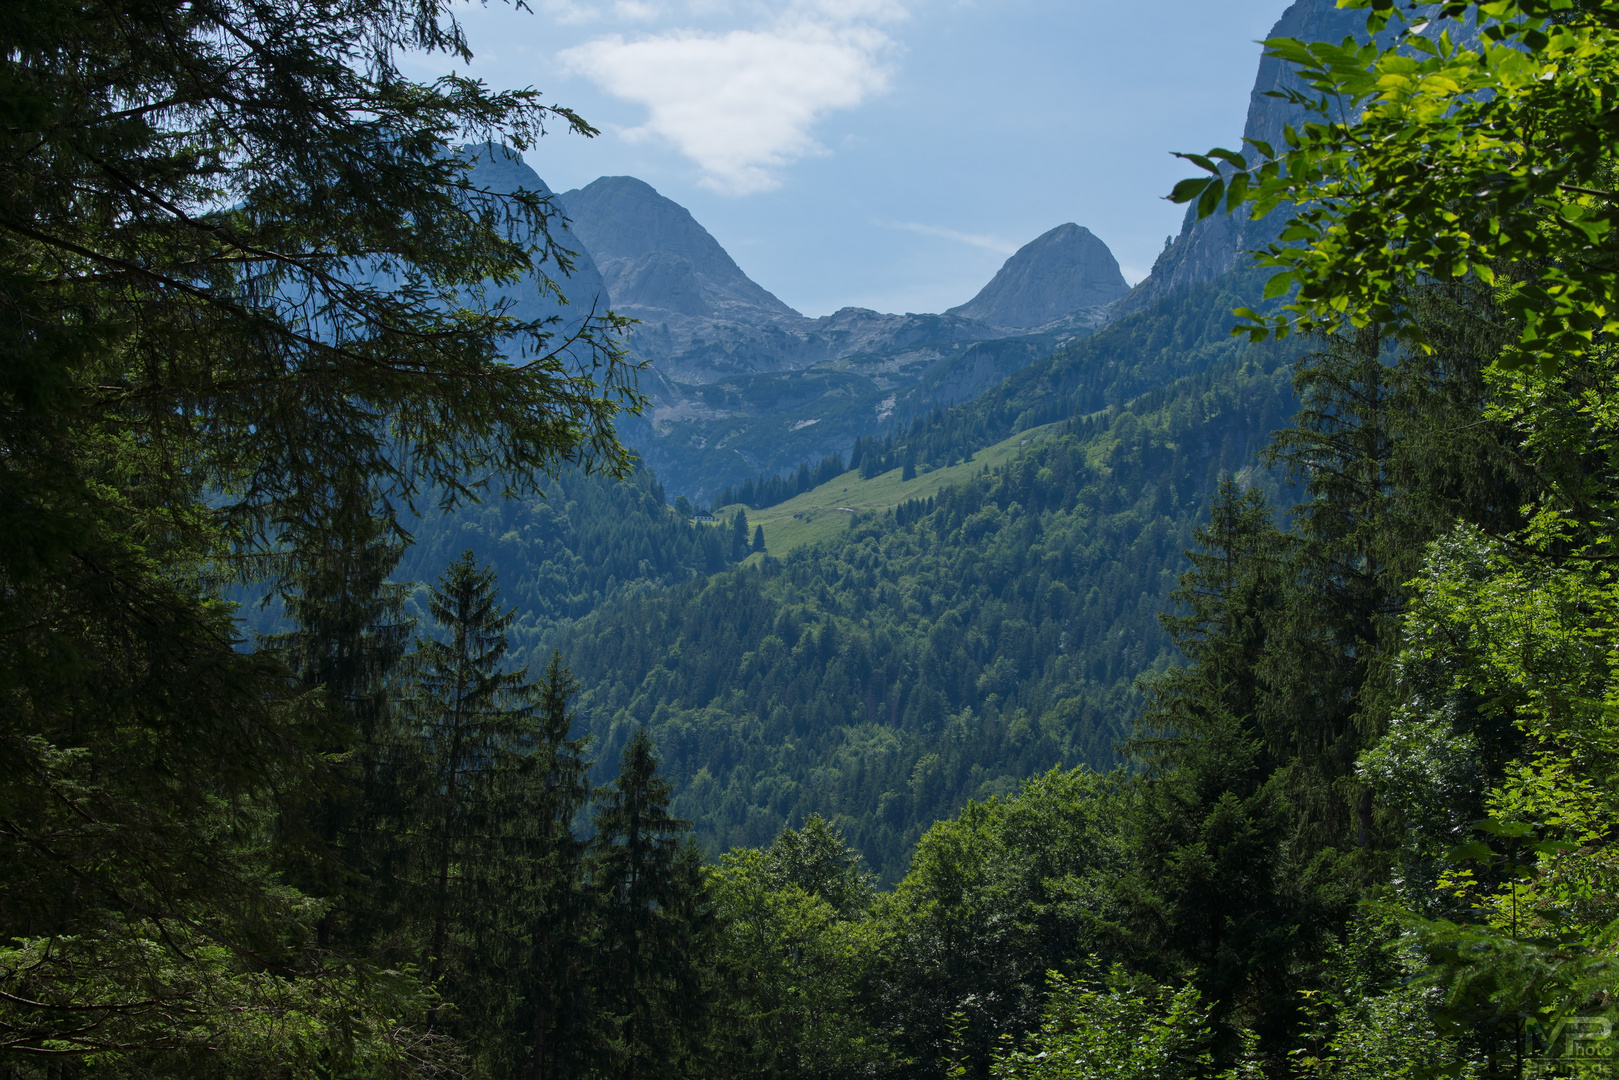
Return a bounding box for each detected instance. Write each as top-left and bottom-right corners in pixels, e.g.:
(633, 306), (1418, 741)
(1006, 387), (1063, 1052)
(523, 653), (595, 1080)
(732, 509), (752, 561)
(592, 730), (713, 1080)
(401, 551), (538, 1057)
(1121, 480), (1323, 1055)
(263, 484), (414, 947)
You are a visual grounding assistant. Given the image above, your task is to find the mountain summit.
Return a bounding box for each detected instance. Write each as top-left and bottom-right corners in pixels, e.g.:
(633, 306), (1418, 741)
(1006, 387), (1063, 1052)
(462, 164), (1124, 495)
(947, 223), (1128, 331)
(559, 176), (796, 320)
(551, 174), (1006, 400)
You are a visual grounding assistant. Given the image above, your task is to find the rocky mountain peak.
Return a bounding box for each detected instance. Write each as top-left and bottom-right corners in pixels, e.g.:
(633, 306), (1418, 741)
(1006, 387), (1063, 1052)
(946, 223), (1128, 331)
(559, 176), (797, 319)
(1119, 0), (1477, 312)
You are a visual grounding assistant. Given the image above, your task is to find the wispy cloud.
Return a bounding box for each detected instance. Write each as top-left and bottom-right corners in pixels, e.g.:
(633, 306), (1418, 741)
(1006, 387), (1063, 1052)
(559, 2), (904, 194)
(877, 219), (1017, 255)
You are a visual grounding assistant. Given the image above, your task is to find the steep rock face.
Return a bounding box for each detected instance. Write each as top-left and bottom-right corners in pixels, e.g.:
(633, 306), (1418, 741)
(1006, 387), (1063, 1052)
(459, 144), (611, 349)
(560, 175), (796, 320)
(947, 223), (1128, 331)
(1119, 1), (1482, 313)
(1117, 0), (1370, 312)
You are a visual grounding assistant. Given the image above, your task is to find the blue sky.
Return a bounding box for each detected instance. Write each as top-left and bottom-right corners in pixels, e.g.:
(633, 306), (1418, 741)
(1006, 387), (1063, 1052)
(410, 0), (1295, 316)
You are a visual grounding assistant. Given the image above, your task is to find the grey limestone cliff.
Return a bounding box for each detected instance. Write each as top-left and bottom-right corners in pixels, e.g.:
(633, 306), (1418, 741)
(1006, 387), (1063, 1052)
(947, 223), (1128, 331)
(560, 176), (795, 320)
(1118, 0), (1371, 312)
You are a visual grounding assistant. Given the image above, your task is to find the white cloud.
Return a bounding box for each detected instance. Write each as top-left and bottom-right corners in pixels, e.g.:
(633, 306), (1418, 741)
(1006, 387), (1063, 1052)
(549, 1), (908, 20)
(799, 0), (907, 21)
(536, 0), (609, 26)
(559, 3), (901, 194)
(878, 220), (1017, 254)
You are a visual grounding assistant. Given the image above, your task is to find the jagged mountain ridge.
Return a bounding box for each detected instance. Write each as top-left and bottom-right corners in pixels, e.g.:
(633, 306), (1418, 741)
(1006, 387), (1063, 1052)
(449, 147), (1090, 497)
(474, 0), (1392, 499)
(539, 174), (1131, 496)
(556, 176), (1034, 387)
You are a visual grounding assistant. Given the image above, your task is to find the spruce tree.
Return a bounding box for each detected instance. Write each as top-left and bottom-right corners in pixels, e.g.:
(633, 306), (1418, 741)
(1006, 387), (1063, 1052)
(523, 653), (595, 1080)
(1261, 326), (1403, 850)
(592, 729), (713, 1080)
(1121, 480), (1321, 1054)
(401, 551), (541, 1066)
(263, 484), (414, 947)
(732, 509), (752, 561)
(394, 560), (600, 1080)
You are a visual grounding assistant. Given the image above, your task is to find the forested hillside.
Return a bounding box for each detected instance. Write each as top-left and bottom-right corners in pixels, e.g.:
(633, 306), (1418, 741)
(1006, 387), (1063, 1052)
(394, 467), (728, 650)
(370, 255), (1302, 882)
(555, 341), (1298, 879)
(868, 267), (1280, 475)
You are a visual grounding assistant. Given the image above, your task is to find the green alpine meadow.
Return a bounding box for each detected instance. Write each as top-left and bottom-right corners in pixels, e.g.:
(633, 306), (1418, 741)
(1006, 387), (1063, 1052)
(5, 0), (1619, 1077)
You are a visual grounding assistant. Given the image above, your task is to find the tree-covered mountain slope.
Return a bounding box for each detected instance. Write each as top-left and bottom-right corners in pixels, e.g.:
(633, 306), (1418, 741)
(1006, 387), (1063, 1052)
(547, 341), (1299, 881)
(391, 467), (734, 656)
(726, 265), (1292, 550)
(737, 420), (1073, 558)
(886, 267), (1279, 474)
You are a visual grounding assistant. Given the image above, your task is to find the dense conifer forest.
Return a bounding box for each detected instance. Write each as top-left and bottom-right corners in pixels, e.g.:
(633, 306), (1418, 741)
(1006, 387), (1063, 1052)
(7, 1), (1619, 1079)
(551, 347), (1300, 878)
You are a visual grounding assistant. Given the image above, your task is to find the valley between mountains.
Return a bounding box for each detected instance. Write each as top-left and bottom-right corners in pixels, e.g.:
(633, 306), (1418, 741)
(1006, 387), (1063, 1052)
(398, 0), (1361, 870)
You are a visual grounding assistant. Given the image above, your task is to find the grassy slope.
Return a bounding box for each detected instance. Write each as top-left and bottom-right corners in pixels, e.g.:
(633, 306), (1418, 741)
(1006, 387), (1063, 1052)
(727, 421), (1068, 557)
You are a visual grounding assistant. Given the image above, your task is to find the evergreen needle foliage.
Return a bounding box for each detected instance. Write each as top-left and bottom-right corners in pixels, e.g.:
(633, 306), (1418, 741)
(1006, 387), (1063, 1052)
(0, 0), (637, 1071)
